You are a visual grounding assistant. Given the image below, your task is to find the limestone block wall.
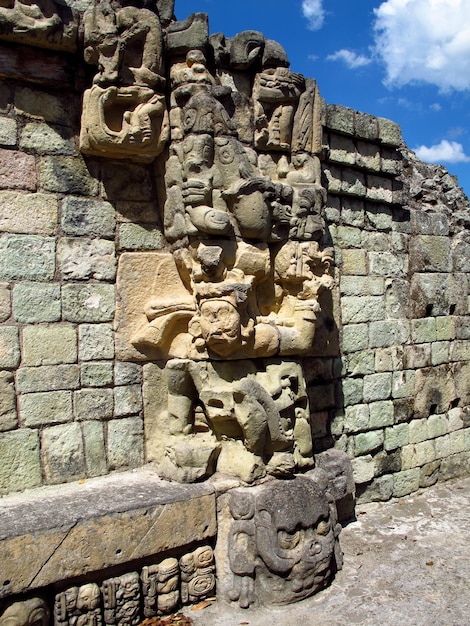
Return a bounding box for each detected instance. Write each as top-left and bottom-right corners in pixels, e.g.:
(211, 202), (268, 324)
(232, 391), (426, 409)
(316, 103), (470, 502)
(0, 44), (469, 502)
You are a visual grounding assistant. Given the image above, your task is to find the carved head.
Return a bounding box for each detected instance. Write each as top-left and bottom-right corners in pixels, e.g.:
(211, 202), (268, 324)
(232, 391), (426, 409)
(198, 298), (242, 357)
(0, 599), (49, 626)
(76, 584), (100, 611)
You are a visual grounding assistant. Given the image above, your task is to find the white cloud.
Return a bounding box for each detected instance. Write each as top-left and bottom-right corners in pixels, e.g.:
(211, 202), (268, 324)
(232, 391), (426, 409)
(302, 0), (325, 31)
(373, 0), (470, 91)
(414, 139), (470, 163)
(326, 49), (372, 69)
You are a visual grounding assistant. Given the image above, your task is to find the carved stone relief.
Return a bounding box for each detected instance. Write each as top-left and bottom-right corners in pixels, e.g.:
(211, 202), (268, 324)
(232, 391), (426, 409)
(0, 599), (49, 626)
(215, 470), (342, 607)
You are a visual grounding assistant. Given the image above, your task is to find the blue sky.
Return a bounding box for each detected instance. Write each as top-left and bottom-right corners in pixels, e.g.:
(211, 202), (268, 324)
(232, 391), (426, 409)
(174, 0), (470, 199)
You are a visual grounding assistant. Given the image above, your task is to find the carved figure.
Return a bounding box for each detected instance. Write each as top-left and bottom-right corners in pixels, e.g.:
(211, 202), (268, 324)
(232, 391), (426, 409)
(226, 473), (340, 607)
(55, 584), (102, 626)
(180, 546), (215, 604)
(0, 599), (49, 626)
(0, 0), (76, 50)
(142, 558), (179, 616)
(102, 573), (140, 626)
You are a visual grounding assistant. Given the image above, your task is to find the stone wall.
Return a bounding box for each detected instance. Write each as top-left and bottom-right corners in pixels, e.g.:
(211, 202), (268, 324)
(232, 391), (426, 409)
(0, 14), (469, 505)
(316, 104), (470, 502)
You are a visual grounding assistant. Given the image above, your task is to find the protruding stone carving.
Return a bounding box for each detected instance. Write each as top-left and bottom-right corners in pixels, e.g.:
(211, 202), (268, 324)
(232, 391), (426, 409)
(0, 0), (77, 51)
(102, 573), (140, 626)
(180, 546), (215, 604)
(142, 558), (179, 617)
(80, 0), (169, 162)
(220, 471), (341, 607)
(54, 584), (102, 626)
(0, 598), (49, 626)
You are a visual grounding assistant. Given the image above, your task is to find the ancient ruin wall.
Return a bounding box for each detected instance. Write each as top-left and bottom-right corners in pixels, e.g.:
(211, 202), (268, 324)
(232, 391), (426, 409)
(0, 2), (468, 504)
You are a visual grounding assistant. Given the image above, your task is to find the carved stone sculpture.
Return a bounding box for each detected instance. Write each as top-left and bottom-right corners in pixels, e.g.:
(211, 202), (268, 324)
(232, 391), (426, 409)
(55, 584), (102, 626)
(0, 598), (49, 626)
(142, 558), (179, 617)
(220, 471), (341, 607)
(102, 573), (140, 626)
(180, 546), (215, 604)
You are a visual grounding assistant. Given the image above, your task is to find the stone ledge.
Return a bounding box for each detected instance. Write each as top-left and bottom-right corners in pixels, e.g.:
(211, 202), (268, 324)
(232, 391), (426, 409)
(0, 467), (216, 597)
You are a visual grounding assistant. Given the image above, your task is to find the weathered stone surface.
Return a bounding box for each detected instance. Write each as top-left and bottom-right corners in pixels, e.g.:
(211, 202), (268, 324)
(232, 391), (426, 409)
(20, 122), (75, 155)
(115, 362), (143, 386)
(39, 156), (99, 195)
(81, 362), (114, 387)
(74, 388), (114, 421)
(351, 454), (375, 484)
(392, 468), (420, 497)
(114, 385), (143, 417)
(82, 421), (107, 477)
(384, 423), (409, 451)
(14, 88), (78, 125)
(0, 235), (55, 281)
(0, 370), (17, 431)
(42, 422), (86, 484)
(354, 430), (384, 456)
(22, 325), (77, 366)
(19, 390), (73, 427)
(0, 326), (20, 368)
(12, 283), (61, 323)
(61, 197), (115, 238)
(0, 116), (17, 146)
(58, 238), (116, 281)
(0, 148), (36, 190)
(107, 417), (144, 469)
(0, 469), (216, 595)
(118, 223), (165, 250)
(0, 429), (41, 495)
(0, 191), (58, 235)
(62, 284), (115, 323)
(16, 365), (80, 394)
(78, 324), (114, 361)
(0, 282), (10, 322)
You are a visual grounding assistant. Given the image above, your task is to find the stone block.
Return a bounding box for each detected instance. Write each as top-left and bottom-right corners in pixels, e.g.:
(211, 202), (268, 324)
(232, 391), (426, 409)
(409, 236), (452, 272)
(393, 398), (414, 424)
(411, 318), (437, 344)
(351, 454), (375, 484)
(102, 162), (153, 202)
(384, 423), (409, 451)
(115, 200), (158, 223)
(42, 422), (86, 484)
(377, 117), (402, 146)
(344, 404), (369, 434)
(363, 372), (392, 402)
(39, 156), (99, 195)
(342, 377), (363, 406)
(402, 440), (436, 469)
(439, 451), (470, 480)
(409, 418), (429, 444)
(19, 390), (73, 427)
(0, 148), (37, 190)
(0, 326), (20, 368)
(356, 140), (380, 171)
(411, 273), (467, 317)
(335, 225), (362, 248)
(373, 449), (401, 476)
(419, 460), (440, 488)
(22, 324), (77, 366)
(114, 362), (143, 386)
(434, 434), (451, 459)
(118, 223), (165, 250)
(366, 204), (392, 230)
(82, 421), (107, 477)
(0, 370), (17, 431)
(0, 234), (55, 281)
(450, 340), (470, 361)
(61, 196), (115, 238)
(369, 320), (410, 348)
(12, 283), (61, 323)
(366, 175), (393, 203)
(62, 284), (115, 323)
(74, 388), (114, 421)
(311, 382), (335, 411)
(326, 105), (354, 135)
(0, 191), (58, 234)
(354, 112), (378, 140)
(0, 282), (10, 322)
(16, 364), (79, 393)
(340, 276), (384, 296)
(435, 316), (455, 341)
(78, 323), (114, 360)
(354, 430), (384, 456)
(20, 122), (75, 155)
(384, 279), (410, 318)
(341, 295), (385, 324)
(431, 341), (449, 366)
(392, 370), (415, 399)
(58, 238), (116, 281)
(81, 361), (113, 387)
(427, 414), (448, 439)
(359, 474), (394, 503)
(342, 168), (366, 196)
(455, 316), (470, 339)
(403, 343), (432, 369)
(14, 88), (78, 125)
(381, 147), (402, 175)
(369, 401), (394, 429)
(328, 133), (356, 165)
(375, 346), (404, 372)
(369, 251), (405, 277)
(0, 116), (17, 146)
(450, 430), (465, 454)
(341, 249), (367, 275)
(447, 408), (464, 432)
(0, 429), (41, 495)
(107, 417), (144, 469)
(0, 469), (216, 594)
(323, 166), (341, 193)
(346, 350), (375, 376)
(453, 237), (470, 272)
(392, 468), (420, 498)
(361, 231), (389, 251)
(413, 365), (458, 419)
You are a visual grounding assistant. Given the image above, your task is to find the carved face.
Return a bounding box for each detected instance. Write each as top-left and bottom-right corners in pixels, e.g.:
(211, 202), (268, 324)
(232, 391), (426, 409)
(182, 134), (213, 173)
(199, 299), (242, 356)
(76, 584), (100, 611)
(0, 599), (49, 626)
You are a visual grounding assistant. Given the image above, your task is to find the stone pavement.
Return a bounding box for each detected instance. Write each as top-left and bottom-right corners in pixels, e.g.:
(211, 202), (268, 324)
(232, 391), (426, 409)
(183, 476), (470, 626)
